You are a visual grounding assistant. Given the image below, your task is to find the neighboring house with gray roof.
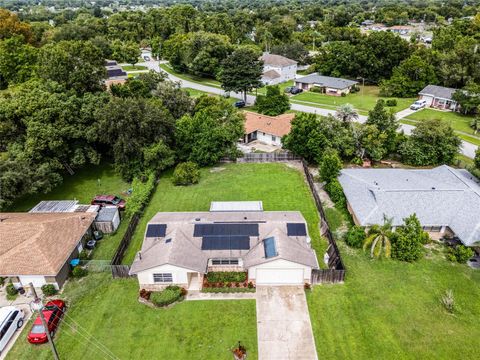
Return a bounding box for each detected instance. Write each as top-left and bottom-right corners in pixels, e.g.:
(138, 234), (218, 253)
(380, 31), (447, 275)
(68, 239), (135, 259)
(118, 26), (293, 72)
(338, 166), (480, 247)
(295, 73), (358, 95)
(418, 85), (459, 111)
(260, 53), (297, 85)
(129, 202), (319, 290)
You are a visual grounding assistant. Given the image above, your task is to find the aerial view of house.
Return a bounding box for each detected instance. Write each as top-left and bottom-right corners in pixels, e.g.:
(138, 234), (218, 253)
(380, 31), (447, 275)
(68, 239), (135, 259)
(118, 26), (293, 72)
(130, 201), (319, 289)
(339, 165), (480, 246)
(243, 111), (294, 147)
(260, 53), (297, 85)
(418, 85), (459, 111)
(294, 73), (358, 95)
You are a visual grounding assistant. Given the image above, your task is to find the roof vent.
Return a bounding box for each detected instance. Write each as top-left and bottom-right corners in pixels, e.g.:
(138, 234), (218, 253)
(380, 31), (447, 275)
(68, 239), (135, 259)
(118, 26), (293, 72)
(244, 216), (247, 220)
(195, 218), (201, 221)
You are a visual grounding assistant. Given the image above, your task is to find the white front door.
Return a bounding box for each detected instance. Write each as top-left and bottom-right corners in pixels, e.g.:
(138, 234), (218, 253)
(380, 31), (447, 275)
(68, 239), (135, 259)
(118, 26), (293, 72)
(256, 268), (304, 285)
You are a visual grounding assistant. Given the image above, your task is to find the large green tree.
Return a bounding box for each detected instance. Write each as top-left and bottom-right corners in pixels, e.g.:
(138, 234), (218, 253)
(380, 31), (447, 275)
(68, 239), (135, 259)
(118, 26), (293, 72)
(366, 99), (398, 154)
(217, 46), (263, 101)
(0, 35), (37, 88)
(255, 85), (290, 116)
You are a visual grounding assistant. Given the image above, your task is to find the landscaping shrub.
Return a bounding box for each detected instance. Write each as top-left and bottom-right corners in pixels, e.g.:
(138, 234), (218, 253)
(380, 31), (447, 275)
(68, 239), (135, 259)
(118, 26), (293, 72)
(206, 272), (247, 283)
(318, 149), (342, 183)
(441, 289), (455, 313)
(6, 282), (17, 296)
(345, 226), (365, 248)
(201, 287), (255, 293)
(150, 285), (185, 306)
(310, 87), (322, 93)
(79, 249), (90, 261)
(125, 171), (156, 218)
(391, 214), (428, 262)
(386, 99), (397, 107)
(247, 281), (254, 289)
(41, 284), (57, 296)
(139, 289), (151, 300)
(447, 245), (474, 263)
(341, 92), (347, 97)
(172, 162), (200, 186)
(350, 85), (360, 93)
(324, 179), (346, 206)
(0, 277), (5, 287)
(72, 266), (88, 278)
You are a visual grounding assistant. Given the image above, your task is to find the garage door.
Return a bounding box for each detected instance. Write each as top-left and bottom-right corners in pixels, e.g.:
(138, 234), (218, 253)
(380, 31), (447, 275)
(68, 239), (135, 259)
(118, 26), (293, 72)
(256, 268), (304, 285)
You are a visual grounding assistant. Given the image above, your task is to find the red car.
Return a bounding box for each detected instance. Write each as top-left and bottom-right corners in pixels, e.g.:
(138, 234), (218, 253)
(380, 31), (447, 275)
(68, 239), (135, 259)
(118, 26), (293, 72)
(27, 300), (66, 344)
(91, 195), (126, 210)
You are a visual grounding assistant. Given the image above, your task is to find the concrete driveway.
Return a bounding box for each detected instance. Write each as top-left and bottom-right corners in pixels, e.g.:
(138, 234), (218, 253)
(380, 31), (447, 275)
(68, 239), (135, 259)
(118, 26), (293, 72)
(256, 287), (318, 360)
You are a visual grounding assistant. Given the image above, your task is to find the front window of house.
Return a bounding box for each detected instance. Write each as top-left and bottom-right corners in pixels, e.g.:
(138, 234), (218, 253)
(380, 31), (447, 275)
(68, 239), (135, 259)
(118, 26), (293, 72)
(211, 258), (239, 265)
(153, 273), (173, 283)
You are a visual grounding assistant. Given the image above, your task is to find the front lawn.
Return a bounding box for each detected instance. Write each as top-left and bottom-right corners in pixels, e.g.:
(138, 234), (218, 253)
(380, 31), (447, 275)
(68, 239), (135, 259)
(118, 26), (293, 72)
(291, 86), (415, 114)
(159, 64), (222, 88)
(403, 109), (480, 146)
(307, 243), (480, 359)
(123, 163), (325, 264)
(121, 64), (148, 71)
(6, 273), (258, 360)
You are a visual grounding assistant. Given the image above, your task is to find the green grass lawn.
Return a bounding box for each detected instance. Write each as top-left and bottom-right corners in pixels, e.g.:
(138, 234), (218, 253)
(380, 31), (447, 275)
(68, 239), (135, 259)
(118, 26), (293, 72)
(183, 87), (238, 105)
(403, 109), (480, 146)
(160, 64), (222, 88)
(254, 80), (295, 96)
(307, 242), (480, 359)
(7, 273), (258, 360)
(123, 163), (326, 265)
(291, 86), (415, 115)
(122, 64), (148, 71)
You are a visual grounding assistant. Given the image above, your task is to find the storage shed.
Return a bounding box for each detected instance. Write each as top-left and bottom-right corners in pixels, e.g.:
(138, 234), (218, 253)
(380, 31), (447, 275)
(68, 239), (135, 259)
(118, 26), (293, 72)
(94, 206), (120, 233)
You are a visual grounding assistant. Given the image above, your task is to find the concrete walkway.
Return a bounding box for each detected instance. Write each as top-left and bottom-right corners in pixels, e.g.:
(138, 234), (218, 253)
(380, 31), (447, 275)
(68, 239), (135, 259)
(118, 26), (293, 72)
(256, 287), (318, 360)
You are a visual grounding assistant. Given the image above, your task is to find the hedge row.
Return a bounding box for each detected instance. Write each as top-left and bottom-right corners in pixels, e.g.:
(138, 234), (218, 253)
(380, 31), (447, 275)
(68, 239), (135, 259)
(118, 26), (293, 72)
(201, 287), (256, 293)
(206, 271), (247, 283)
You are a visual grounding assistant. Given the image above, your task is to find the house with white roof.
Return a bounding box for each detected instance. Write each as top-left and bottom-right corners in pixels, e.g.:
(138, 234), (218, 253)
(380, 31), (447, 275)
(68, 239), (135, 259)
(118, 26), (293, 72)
(295, 73), (358, 96)
(129, 202), (319, 290)
(338, 166), (480, 247)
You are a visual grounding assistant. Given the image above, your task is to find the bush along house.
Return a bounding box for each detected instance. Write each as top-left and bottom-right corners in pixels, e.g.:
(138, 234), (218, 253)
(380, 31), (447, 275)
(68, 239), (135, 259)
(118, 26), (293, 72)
(129, 202), (319, 290)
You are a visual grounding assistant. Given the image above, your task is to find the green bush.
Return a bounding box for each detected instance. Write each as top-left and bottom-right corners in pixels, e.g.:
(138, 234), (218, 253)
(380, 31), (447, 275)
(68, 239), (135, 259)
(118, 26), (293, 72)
(172, 162), (200, 186)
(150, 286), (184, 307)
(79, 249), (90, 261)
(350, 84), (360, 93)
(447, 245), (474, 263)
(386, 99), (397, 107)
(325, 179), (346, 206)
(0, 277), (5, 287)
(6, 282), (17, 296)
(125, 171), (156, 218)
(310, 87), (323, 93)
(319, 149), (342, 183)
(201, 287), (255, 293)
(206, 272), (247, 283)
(41, 284), (57, 296)
(72, 266), (88, 278)
(345, 226), (365, 248)
(341, 92), (347, 97)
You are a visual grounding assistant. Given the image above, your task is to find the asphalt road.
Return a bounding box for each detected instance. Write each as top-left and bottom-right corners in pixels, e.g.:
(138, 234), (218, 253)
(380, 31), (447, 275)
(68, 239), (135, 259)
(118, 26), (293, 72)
(142, 59), (478, 159)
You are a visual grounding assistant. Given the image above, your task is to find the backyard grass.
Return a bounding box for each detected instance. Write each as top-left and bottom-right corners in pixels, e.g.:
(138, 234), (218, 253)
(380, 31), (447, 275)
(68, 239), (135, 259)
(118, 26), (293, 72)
(122, 64), (148, 71)
(403, 109), (480, 146)
(291, 86), (415, 114)
(123, 163), (326, 265)
(159, 63), (222, 88)
(307, 242), (480, 359)
(6, 273), (258, 360)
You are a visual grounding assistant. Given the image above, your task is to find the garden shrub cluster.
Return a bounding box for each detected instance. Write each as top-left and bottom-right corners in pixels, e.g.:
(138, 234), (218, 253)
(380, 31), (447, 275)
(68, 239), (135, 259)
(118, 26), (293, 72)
(172, 162), (200, 186)
(386, 99), (397, 106)
(125, 171), (156, 218)
(6, 282), (17, 296)
(201, 287), (255, 293)
(447, 245), (474, 263)
(345, 226), (365, 248)
(325, 179), (346, 206)
(72, 267), (88, 278)
(206, 272), (247, 283)
(150, 285), (186, 307)
(41, 284), (57, 296)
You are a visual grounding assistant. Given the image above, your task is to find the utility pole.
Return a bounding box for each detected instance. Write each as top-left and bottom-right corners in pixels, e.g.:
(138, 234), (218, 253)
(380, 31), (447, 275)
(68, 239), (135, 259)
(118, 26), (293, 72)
(29, 283), (60, 360)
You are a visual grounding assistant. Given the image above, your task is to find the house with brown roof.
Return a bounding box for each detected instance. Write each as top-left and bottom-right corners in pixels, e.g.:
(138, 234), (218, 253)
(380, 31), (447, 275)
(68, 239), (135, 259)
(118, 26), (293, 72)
(0, 212), (96, 289)
(260, 53), (297, 85)
(129, 202), (319, 290)
(243, 111), (295, 147)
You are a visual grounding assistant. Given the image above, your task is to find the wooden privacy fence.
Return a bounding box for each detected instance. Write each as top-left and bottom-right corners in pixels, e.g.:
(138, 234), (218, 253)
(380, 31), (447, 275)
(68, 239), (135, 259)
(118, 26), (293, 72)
(237, 152), (301, 163)
(111, 213), (140, 265)
(111, 265), (134, 279)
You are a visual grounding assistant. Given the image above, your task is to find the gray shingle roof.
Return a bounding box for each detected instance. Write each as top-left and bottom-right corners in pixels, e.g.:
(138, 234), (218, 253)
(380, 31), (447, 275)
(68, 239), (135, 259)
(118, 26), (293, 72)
(295, 73), (358, 89)
(260, 53), (297, 67)
(96, 206), (118, 222)
(338, 166), (480, 246)
(419, 85), (457, 100)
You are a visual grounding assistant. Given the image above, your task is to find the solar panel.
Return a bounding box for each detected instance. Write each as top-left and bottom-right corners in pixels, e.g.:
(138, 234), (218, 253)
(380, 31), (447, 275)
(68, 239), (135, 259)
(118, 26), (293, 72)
(287, 223), (307, 236)
(201, 236), (250, 250)
(146, 224), (167, 237)
(194, 223), (259, 237)
(263, 237), (277, 258)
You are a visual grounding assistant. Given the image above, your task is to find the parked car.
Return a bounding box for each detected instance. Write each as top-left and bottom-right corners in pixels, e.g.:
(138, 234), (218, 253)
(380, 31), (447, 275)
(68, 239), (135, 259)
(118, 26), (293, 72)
(234, 100), (246, 108)
(143, 55), (150, 61)
(27, 300), (66, 344)
(0, 306), (24, 355)
(290, 87), (303, 95)
(410, 99), (427, 110)
(91, 195), (126, 210)
(284, 86), (294, 93)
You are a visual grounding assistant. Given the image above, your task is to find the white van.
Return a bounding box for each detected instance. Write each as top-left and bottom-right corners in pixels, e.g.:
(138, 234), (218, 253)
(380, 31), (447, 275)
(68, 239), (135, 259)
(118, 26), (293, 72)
(410, 99), (427, 110)
(0, 306), (24, 356)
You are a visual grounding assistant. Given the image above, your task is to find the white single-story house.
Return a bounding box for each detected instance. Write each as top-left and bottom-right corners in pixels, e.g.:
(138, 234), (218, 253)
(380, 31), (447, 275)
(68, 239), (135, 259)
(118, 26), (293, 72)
(295, 73), (358, 95)
(243, 111), (295, 147)
(260, 53), (297, 85)
(129, 201), (319, 290)
(338, 166), (480, 246)
(0, 212), (96, 289)
(418, 85), (459, 111)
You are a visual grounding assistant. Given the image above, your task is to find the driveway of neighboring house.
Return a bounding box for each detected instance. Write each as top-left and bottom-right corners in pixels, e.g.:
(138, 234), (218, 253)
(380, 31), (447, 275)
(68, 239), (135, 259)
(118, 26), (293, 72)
(256, 286), (318, 360)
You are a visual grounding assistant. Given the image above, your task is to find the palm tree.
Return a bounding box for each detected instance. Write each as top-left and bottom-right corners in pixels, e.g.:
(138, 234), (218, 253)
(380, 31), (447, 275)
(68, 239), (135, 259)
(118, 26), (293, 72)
(335, 104), (359, 125)
(363, 215), (393, 259)
(470, 116), (480, 134)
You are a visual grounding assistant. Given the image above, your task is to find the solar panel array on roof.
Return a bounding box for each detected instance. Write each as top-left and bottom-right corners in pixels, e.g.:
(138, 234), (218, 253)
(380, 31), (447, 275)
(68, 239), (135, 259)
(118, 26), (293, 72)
(263, 237), (277, 258)
(201, 236), (250, 250)
(146, 224), (167, 237)
(287, 223), (307, 236)
(193, 223), (259, 237)
(107, 68), (127, 78)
